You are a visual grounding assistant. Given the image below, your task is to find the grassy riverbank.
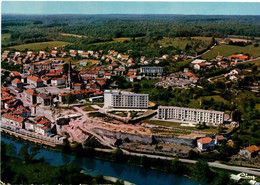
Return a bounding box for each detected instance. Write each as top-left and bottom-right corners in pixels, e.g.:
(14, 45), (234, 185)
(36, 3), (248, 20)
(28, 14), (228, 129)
(1, 141), (119, 184)
(1, 132), (250, 185)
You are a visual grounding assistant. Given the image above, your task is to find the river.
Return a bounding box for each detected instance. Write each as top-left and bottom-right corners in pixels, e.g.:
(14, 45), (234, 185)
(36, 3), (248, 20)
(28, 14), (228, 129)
(1, 135), (207, 185)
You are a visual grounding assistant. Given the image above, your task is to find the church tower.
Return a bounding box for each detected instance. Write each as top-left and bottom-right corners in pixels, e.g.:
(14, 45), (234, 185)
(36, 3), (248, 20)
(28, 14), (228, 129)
(67, 60), (72, 89)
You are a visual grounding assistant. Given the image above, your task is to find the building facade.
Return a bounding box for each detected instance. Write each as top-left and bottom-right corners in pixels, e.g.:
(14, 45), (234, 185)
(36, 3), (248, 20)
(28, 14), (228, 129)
(104, 90), (149, 109)
(140, 67), (163, 74)
(157, 106), (224, 125)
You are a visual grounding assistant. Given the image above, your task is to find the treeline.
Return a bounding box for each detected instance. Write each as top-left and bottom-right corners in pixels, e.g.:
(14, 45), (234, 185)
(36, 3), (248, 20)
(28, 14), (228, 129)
(2, 14), (260, 48)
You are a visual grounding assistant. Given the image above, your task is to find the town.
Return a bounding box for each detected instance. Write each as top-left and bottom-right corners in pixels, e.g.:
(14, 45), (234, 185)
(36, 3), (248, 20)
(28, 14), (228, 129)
(1, 11), (260, 185)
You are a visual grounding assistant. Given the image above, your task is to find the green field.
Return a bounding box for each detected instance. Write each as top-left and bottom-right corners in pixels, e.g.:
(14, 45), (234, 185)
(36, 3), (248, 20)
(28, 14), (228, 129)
(199, 95), (230, 105)
(158, 37), (221, 52)
(10, 41), (72, 51)
(1, 33), (11, 45)
(202, 44), (260, 59)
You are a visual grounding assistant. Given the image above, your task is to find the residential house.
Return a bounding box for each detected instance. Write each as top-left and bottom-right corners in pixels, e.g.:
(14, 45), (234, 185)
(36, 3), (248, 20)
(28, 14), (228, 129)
(32, 62), (52, 71)
(216, 55), (224, 61)
(74, 83), (84, 91)
(104, 73), (112, 79)
(24, 120), (36, 131)
(174, 55), (180, 60)
(162, 54), (169, 60)
(230, 54), (248, 62)
(81, 52), (89, 58)
(229, 69), (242, 75)
(27, 75), (44, 87)
(1, 113), (25, 129)
(197, 137), (215, 152)
(51, 50), (58, 57)
(24, 88), (37, 104)
(37, 94), (53, 106)
(51, 77), (66, 86)
(215, 135), (225, 145)
(240, 145), (259, 159)
(12, 78), (23, 88)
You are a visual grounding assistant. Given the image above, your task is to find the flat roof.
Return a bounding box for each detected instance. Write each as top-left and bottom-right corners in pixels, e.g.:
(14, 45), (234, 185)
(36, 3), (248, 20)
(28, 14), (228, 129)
(158, 106), (224, 114)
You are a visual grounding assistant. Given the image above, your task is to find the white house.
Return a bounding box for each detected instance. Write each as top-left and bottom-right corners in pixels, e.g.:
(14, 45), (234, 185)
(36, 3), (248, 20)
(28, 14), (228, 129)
(27, 75), (44, 87)
(1, 113), (25, 129)
(51, 77), (66, 86)
(24, 120), (36, 131)
(197, 137), (215, 152)
(35, 125), (51, 136)
(240, 145), (259, 159)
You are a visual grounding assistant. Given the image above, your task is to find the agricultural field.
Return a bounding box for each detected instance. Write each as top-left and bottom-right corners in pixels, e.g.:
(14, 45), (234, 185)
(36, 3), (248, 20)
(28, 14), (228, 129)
(60, 33), (88, 38)
(202, 44), (260, 59)
(1, 33), (11, 45)
(90, 37), (144, 45)
(10, 41), (72, 51)
(158, 37), (221, 52)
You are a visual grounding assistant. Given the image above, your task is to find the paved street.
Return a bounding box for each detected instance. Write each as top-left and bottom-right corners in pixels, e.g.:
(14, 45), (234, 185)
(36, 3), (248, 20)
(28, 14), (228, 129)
(94, 148), (260, 176)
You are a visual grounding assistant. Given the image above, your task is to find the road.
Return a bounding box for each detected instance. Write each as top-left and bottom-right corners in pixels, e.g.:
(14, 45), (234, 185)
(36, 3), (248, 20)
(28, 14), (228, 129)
(94, 148), (260, 176)
(207, 57), (260, 83)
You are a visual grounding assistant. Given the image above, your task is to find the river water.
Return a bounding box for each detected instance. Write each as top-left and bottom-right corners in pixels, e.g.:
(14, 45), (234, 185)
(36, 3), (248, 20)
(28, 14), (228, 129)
(1, 135), (207, 185)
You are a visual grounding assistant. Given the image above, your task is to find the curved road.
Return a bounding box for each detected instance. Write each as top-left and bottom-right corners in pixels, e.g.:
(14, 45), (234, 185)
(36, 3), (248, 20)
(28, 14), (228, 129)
(71, 107), (260, 176)
(95, 148), (260, 176)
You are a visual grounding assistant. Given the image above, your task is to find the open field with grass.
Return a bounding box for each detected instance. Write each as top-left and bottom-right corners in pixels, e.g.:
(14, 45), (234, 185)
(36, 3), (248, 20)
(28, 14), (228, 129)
(1, 33), (11, 45)
(202, 44), (260, 59)
(90, 37), (144, 45)
(10, 41), (72, 51)
(228, 35), (260, 41)
(158, 37), (221, 52)
(91, 37), (131, 45)
(61, 33), (88, 38)
(199, 95), (230, 105)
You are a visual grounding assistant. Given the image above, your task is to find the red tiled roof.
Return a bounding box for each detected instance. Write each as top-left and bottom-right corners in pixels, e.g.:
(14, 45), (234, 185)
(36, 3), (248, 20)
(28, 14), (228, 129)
(74, 83), (82, 86)
(11, 71), (20, 76)
(185, 72), (195, 77)
(215, 135), (225, 140)
(246, 145), (259, 153)
(197, 137), (212, 144)
(2, 113), (24, 123)
(231, 55), (248, 60)
(12, 78), (23, 84)
(25, 88), (36, 96)
(27, 75), (43, 82)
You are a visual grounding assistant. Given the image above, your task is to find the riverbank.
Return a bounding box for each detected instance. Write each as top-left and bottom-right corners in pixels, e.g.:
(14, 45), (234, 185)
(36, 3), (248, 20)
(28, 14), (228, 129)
(3, 132), (252, 185)
(1, 155), (117, 184)
(1, 135), (206, 185)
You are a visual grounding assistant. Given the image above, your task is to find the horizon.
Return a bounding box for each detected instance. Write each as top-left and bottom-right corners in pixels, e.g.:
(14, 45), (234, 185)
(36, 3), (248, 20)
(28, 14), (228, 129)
(2, 2), (260, 15)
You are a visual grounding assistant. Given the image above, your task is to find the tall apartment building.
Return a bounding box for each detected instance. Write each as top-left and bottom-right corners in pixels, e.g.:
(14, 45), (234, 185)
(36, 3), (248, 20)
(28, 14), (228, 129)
(104, 90), (149, 109)
(158, 106), (224, 125)
(140, 67), (163, 74)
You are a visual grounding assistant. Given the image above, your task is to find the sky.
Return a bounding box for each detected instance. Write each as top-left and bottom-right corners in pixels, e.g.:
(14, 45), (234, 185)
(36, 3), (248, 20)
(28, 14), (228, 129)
(1, 1), (260, 15)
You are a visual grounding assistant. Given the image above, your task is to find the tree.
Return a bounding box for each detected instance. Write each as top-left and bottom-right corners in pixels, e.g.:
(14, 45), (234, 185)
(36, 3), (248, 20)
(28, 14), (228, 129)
(5, 143), (17, 157)
(133, 83), (141, 93)
(96, 175), (105, 184)
(65, 93), (76, 106)
(18, 145), (30, 163)
(29, 146), (40, 161)
(191, 160), (213, 183)
(214, 171), (230, 185)
(12, 172), (28, 184)
(171, 158), (183, 174)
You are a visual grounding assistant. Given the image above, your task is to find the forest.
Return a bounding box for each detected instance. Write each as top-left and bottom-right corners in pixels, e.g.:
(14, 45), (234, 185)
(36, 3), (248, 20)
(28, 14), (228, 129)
(2, 14), (260, 49)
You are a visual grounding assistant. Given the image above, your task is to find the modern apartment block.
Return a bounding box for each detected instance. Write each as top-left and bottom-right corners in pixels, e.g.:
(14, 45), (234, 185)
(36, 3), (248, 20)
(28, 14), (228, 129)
(104, 90), (149, 109)
(157, 106), (224, 125)
(140, 67), (163, 74)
